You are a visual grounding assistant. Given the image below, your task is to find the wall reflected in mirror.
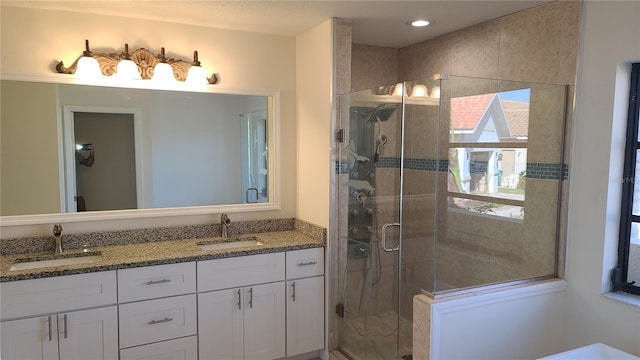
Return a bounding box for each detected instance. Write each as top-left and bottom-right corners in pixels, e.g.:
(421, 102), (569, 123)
(1, 80), (273, 217)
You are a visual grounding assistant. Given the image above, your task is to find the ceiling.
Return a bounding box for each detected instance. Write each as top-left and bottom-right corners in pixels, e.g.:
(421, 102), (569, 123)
(3, 1), (551, 48)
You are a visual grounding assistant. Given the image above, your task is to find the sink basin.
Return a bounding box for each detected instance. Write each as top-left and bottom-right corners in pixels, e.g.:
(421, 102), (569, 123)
(197, 237), (263, 251)
(10, 252), (103, 271)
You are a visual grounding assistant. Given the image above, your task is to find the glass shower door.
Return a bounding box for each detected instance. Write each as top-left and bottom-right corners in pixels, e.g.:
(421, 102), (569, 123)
(336, 76), (441, 360)
(336, 84), (403, 360)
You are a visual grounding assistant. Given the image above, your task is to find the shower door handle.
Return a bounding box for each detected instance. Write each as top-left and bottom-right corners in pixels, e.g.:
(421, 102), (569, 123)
(381, 222), (400, 252)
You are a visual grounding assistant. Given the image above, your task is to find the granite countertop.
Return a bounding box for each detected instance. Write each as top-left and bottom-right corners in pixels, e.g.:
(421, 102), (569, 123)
(0, 230), (325, 282)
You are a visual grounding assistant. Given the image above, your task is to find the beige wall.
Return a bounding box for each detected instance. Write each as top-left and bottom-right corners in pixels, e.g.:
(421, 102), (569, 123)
(351, 44), (398, 92)
(295, 19), (334, 228)
(565, 1), (640, 354)
(1, 81), (61, 215)
(398, 1), (579, 85)
(0, 5), (297, 236)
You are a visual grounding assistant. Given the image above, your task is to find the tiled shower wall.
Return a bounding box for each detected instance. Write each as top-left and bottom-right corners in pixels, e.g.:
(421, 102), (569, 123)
(345, 0), (580, 322)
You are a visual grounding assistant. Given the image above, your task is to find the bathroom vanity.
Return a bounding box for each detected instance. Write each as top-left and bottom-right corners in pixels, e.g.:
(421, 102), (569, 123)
(0, 226), (325, 360)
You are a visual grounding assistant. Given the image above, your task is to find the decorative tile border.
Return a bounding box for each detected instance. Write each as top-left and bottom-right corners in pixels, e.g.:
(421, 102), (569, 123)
(526, 162), (569, 180)
(336, 158), (568, 180)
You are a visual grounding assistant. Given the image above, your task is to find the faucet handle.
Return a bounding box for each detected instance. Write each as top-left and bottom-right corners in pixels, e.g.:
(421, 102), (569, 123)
(221, 213), (231, 225)
(53, 224), (63, 238)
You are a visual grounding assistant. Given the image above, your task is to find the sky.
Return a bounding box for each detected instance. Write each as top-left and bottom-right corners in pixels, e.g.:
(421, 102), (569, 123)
(498, 88), (530, 102)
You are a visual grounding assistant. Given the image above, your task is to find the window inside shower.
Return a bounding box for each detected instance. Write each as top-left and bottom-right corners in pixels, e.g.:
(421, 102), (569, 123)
(448, 89), (530, 220)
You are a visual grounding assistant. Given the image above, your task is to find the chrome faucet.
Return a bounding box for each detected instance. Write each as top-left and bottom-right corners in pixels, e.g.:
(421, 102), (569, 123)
(221, 213), (231, 238)
(53, 224), (63, 254)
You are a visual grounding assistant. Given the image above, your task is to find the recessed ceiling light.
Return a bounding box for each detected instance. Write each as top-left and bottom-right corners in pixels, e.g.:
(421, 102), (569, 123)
(409, 20), (430, 27)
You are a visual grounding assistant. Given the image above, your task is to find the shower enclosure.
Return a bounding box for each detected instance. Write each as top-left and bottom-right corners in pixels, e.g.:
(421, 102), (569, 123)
(334, 75), (567, 359)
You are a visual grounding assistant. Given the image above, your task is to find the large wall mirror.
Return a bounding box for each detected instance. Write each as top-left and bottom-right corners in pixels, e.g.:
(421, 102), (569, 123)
(1, 79), (279, 225)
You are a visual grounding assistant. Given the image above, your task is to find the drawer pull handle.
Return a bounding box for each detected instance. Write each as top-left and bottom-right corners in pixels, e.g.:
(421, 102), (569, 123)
(291, 282), (296, 302)
(48, 315), (52, 341)
(148, 317), (173, 325)
(248, 288), (253, 309)
(297, 260), (317, 266)
(145, 279), (172, 285)
(63, 314), (68, 339)
(237, 289), (242, 310)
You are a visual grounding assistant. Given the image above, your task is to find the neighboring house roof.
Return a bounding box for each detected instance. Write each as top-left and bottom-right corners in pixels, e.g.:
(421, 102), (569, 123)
(451, 93), (494, 131)
(451, 93), (529, 139)
(501, 99), (529, 137)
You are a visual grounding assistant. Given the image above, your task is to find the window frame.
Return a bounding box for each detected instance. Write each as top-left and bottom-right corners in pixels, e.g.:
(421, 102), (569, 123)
(614, 62), (640, 296)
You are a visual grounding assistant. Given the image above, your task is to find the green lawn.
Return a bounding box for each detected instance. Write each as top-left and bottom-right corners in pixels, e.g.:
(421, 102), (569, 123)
(498, 187), (525, 195)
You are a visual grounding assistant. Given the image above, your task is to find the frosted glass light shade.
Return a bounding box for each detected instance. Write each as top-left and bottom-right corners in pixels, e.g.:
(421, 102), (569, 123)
(411, 84), (427, 97)
(152, 62), (176, 83)
(430, 85), (441, 99)
(394, 83), (404, 97)
(186, 65), (208, 85)
(75, 56), (102, 80)
(115, 59), (141, 80)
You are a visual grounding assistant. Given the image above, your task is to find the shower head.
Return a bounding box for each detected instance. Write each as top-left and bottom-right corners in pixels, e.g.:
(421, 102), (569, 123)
(366, 103), (399, 123)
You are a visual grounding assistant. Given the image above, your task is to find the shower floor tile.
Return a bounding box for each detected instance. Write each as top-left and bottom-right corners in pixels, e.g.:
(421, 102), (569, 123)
(340, 311), (413, 360)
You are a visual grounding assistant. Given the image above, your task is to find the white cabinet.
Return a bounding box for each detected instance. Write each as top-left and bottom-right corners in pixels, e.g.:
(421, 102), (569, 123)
(118, 262), (196, 303)
(286, 276), (325, 357)
(1, 246), (325, 360)
(120, 336), (198, 360)
(197, 252), (285, 292)
(0, 271), (118, 360)
(243, 282), (286, 360)
(197, 288), (244, 360)
(118, 294), (197, 349)
(285, 248), (325, 357)
(198, 253), (287, 360)
(117, 263), (197, 358)
(199, 282), (286, 360)
(1, 305), (118, 360)
(1, 271), (117, 320)
(1, 315), (58, 360)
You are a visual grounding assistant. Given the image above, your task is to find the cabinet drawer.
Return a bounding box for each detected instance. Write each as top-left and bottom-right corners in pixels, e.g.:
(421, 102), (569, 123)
(197, 252), (285, 292)
(119, 294), (197, 348)
(120, 336), (197, 360)
(118, 262), (196, 303)
(0, 271), (117, 320)
(286, 248), (324, 279)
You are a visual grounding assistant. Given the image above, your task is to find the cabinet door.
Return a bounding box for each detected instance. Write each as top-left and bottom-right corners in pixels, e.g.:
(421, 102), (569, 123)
(286, 276), (325, 356)
(243, 282), (286, 360)
(198, 289), (244, 360)
(1, 316), (58, 360)
(58, 306), (118, 360)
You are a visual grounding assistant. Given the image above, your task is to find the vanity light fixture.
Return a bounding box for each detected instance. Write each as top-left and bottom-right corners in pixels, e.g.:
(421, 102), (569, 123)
(56, 40), (219, 84)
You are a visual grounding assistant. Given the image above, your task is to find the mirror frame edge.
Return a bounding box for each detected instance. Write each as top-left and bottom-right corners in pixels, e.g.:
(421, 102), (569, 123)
(0, 73), (283, 226)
